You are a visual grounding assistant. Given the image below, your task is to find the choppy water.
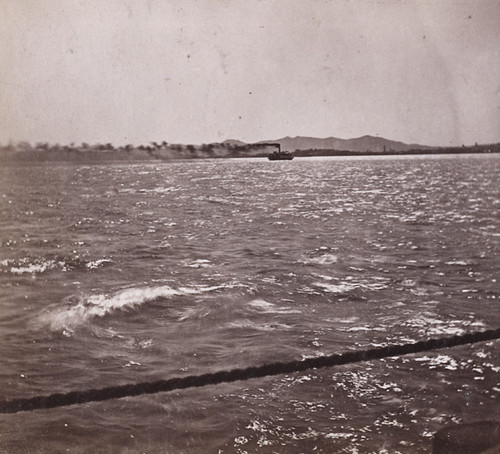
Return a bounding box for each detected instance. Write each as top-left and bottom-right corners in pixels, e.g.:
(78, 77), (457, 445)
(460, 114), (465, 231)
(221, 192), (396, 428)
(0, 154), (499, 453)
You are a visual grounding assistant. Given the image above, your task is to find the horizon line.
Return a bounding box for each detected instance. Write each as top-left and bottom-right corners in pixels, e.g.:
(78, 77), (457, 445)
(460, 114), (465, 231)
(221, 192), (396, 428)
(1, 135), (497, 149)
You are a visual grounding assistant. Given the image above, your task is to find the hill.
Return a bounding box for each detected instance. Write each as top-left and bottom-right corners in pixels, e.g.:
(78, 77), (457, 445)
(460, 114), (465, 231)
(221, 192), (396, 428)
(257, 135), (431, 153)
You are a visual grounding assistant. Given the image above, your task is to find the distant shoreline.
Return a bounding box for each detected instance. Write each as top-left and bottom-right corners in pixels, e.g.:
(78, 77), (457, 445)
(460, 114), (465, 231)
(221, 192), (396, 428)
(292, 145), (500, 158)
(0, 142), (498, 163)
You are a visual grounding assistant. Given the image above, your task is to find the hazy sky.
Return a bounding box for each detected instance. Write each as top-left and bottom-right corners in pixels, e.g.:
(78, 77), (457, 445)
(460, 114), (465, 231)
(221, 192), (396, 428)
(1, 0), (499, 146)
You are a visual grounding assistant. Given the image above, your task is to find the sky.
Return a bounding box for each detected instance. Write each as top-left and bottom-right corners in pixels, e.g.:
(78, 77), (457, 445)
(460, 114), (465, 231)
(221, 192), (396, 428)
(1, 0), (499, 147)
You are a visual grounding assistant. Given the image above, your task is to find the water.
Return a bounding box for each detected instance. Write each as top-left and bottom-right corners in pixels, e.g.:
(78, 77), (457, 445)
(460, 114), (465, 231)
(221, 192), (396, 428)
(0, 154), (499, 453)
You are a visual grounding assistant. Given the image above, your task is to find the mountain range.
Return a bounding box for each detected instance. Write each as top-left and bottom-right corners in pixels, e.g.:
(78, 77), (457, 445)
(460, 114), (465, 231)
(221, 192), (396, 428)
(232, 135), (433, 152)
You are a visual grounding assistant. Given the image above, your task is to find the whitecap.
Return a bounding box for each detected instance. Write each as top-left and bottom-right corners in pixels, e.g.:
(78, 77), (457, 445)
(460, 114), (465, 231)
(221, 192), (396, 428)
(247, 298), (301, 314)
(176, 306), (211, 321)
(39, 284), (224, 332)
(445, 260), (469, 266)
(346, 325), (386, 332)
(183, 259), (212, 268)
(313, 281), (358, 294)
(150, 186), (180, 193)
(301, 253), (338, 265)
(403, 312), (485, 337)
(326, 316), (360, 324)
(123, 360), (142, 367)
(325, 433), (354, 439)
(10, 260), (57, 274)
(86, 258), (113, 269)
(413, 354), (459, 371)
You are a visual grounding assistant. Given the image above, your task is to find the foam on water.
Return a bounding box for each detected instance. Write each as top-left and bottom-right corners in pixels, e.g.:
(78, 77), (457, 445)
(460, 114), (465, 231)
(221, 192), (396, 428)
(39, 283), (224, 333)
(183, 258), (212, 268)
(445, 260), (471, 266)
(2, 256), (113, 275)
(413, 354), (460, 371)
(247, 298), (301, 314)
(313, 278), (389, 295)
(300, 253), (338, 266)
(226, 319), (293, 331)
(402, 310), (486, 337)
(10, 260), (58, 274)
(313, 281), (359, 294)
(86, 258), (113, 269)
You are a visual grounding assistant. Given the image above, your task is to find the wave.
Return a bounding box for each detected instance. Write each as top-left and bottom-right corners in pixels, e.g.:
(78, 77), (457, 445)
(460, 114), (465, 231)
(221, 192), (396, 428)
(226, 319), (293, 331)
(402, 310), (486, 337)
(247, 298), (301, 314)
(309, 268), (391, 296)
(8, 260), (59, 275)
(118, 186), (181, 195)
(313, 279), (388, 295)
(300, 253), (338, 266)
(313, 281), (359, 294)
(1, 256), (113, 275)
(39, 284), (224, 333)
(182, 258), (212, 268)
(445, 260), (473, 266)
(85, 259), (114, 269)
